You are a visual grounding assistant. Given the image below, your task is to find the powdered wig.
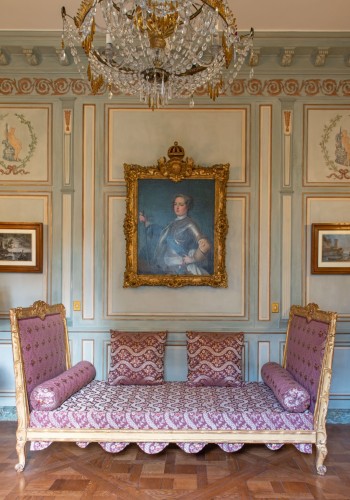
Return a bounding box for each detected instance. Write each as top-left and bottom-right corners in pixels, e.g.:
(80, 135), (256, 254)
(172, 194), (193, 212)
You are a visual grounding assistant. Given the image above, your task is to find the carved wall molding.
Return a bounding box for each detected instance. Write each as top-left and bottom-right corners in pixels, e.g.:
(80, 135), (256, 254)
(280, 48), (295, 67)
(22, 48), (41, 66)
(249, 49), (260, 67)
(1, 77), (349, 98)
(0, 49), (10, 66)
(312, 48), (329, 67)
(0, 31), (349, 78)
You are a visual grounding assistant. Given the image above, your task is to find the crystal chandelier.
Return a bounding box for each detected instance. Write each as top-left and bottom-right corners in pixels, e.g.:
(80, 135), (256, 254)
(61, 0), (254, 109)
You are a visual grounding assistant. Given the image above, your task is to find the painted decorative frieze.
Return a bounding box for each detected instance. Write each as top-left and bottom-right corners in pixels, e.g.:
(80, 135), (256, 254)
(0, 77), (350, 97)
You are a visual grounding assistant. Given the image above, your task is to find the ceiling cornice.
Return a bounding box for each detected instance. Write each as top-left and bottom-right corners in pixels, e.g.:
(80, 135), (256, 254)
(0, 31), (349, 79)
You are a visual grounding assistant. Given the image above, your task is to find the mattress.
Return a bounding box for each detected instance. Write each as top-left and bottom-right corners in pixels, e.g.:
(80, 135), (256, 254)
(29, 381), (314, 454)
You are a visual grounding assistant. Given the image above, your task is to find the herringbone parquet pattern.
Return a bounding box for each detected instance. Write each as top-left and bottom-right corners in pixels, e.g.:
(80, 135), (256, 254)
(0, 422), (349, 499)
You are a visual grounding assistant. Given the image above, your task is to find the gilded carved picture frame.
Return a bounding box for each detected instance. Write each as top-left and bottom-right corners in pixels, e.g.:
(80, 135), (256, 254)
(123, 142), (229, 288)
(311, 223), (350, 274)
(0, 222), (43, 273)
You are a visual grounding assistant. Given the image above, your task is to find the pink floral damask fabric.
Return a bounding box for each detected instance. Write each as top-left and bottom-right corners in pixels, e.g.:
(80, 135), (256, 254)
(108, 331), (167, 385)
(18, 314), (68, 403)
(285, 315), (329, 413)
(261, 362), (310, 413)
(29, 380), (313, 455)
(187, 331), (244, 386)
(30, 361), (96, 411)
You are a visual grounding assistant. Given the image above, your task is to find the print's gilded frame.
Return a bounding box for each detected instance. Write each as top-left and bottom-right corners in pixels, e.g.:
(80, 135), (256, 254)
(123, 142), (229, 287)
(311, 223), (350, 274)
(0, 222), (43, 273)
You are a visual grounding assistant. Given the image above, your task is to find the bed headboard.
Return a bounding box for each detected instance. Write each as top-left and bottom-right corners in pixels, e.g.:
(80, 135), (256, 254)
(10, 300), (71, 413)
(283, 303), (337, 415)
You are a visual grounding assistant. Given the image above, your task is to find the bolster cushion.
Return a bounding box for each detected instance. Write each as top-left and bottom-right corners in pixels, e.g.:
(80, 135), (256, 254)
(30, 361), (96, 411)
(261, 361), (310, 413)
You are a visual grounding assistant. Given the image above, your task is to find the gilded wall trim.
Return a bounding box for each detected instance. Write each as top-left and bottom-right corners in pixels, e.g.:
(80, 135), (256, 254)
(1, 78), (350, 97)
(258, 105), (272, 321)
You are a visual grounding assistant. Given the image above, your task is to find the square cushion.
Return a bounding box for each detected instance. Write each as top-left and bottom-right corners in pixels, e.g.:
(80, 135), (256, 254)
(261, 361), (310, 413)
(108, 331), (167, 385)
(186, 331), (244, 387)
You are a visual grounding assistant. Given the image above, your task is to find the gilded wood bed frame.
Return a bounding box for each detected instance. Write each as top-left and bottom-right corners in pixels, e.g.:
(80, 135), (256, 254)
(10, 301), (337, 474)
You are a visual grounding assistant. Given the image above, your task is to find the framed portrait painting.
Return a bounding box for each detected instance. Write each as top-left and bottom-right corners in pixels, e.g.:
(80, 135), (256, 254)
(0, 222), (43, 273)
(123, 142), (229, 287)
(311, 223), (350, 274)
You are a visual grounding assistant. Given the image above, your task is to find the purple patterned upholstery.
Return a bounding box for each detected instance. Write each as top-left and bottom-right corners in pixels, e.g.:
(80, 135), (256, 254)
(285, 315), (329, 413)
(187, 331), (244, 386)
(30, 361), (96, 411)
(18, 314), (67, 403)
(261, 362), (310, 413)
(108, 331), (167, 385)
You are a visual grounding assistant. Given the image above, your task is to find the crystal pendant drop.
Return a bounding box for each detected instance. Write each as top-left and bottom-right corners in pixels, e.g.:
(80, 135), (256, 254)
(59, 49), (67, 64)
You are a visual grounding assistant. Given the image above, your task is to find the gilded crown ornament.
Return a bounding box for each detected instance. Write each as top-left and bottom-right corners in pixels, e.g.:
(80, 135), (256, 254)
(157, 141), (193, 181)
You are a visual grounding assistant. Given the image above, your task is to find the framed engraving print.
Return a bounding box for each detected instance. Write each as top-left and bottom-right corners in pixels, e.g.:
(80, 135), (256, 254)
(123, 142), (229, 287)
(311, 223), (350, 274)
(0, 222), (43, 273)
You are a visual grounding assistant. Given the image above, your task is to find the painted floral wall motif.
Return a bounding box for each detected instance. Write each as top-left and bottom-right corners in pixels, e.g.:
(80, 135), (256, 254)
(304, 107), (350, 185)
(320, 114), (350, 180)
(0, 105), (51, 184)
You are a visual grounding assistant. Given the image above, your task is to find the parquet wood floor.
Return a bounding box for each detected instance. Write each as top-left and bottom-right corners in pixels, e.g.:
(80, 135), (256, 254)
(0, 422), (349, 499)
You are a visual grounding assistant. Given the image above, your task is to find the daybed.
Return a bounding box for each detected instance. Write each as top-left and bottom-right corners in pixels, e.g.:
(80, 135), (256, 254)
(10, 300), (337, 475)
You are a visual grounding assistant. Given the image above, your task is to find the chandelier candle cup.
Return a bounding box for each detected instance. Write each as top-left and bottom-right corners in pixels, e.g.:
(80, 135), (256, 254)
(61, 0), (253, 109)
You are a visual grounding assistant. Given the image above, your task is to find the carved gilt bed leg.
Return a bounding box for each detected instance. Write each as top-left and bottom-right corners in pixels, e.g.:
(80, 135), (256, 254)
(13, 395), (28, 471)
(15, 430), (27, 472)
(315, 432), (327, 476)
(314, 368), (334, 476)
